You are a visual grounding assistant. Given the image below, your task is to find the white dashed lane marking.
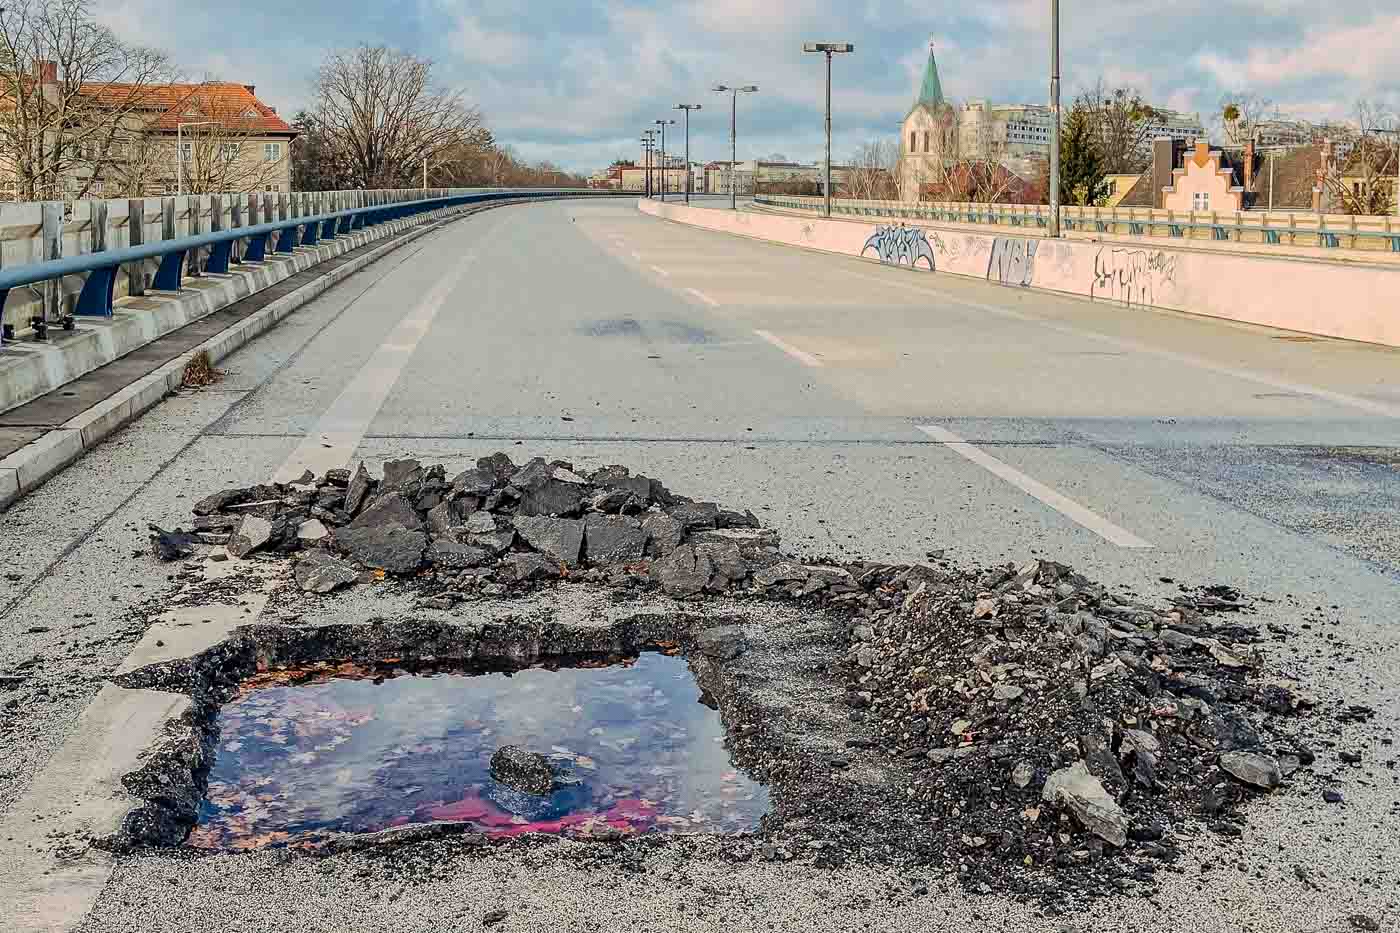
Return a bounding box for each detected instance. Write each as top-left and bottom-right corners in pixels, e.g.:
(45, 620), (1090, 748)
(917, 424), (1155, 549)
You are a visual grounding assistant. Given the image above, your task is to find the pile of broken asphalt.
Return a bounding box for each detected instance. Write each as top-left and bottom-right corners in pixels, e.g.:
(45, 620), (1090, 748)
(141, 452), (1365, 905)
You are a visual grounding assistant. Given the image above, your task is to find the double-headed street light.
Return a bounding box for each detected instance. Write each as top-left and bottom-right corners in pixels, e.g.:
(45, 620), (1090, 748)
(654, 119), (676, 200)
(641, 130), (657, 197)
(675, 104), (702, 205)
(802, 42), (854, 218)
(713, 85), (758, 210)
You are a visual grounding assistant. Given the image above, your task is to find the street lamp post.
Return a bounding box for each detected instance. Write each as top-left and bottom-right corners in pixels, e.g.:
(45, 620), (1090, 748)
(1047, 0), (1062, 237)
(642, 130), (656, 197)
(655, 119), (676, 201)
(803, 42), (854, 218)
(675, 104), (702, 205)
(176, 120), (218, 195)
(713, 85), (758, 210)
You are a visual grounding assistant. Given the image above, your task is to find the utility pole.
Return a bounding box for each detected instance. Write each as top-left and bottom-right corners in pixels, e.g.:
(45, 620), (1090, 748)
(1048, 0), (1062, 236)
(714, 85), (758, 210)
(676, 104), (702, 205)
(803, 43), (854, 218)
(655, 119), (675, 201)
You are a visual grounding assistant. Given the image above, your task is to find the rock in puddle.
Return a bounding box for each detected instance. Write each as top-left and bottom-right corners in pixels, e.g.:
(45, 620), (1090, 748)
(489, 745), (554, 796)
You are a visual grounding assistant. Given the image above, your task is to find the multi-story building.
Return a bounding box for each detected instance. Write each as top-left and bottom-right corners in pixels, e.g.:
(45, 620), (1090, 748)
(705, 159), (852, 196)
(0, 62), (297, 199)
(705, 161), (753, 196)
(619, 165), (689, 193)
(1140, 108), (1205, 149)
(958, 100), (1053, 159)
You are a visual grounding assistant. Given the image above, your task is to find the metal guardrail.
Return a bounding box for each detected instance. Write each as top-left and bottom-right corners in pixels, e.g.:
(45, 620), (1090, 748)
(754, 194), (1400, 254)
(0, 188), (613, 345)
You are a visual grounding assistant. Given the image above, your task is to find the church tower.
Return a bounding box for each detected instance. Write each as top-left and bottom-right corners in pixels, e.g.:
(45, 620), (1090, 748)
(899, 40), (953, 201)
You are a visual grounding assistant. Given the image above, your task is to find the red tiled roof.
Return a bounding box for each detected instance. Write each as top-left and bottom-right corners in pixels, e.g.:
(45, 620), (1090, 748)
(77, 81), (295, 135)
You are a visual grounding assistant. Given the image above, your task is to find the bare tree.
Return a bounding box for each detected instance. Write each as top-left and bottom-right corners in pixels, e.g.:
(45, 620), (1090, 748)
(1079, 80), (1159, 174)
(312, 45), (485, 189)
(842, 140), (897, 200)
(1319, 100), (1398, 215)
(1218, 91), (1278, 146)
(0, 0), (174, 200)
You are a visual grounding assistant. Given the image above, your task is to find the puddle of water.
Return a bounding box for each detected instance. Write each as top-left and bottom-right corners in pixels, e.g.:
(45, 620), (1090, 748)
(191, 653), (768, 850)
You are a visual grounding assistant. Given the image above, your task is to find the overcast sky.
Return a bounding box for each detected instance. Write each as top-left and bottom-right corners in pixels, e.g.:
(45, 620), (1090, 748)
(99, 0), (1399, 174)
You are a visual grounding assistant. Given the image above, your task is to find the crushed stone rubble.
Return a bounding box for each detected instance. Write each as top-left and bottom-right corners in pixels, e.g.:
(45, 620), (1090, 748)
(146, 452), (1353, 898)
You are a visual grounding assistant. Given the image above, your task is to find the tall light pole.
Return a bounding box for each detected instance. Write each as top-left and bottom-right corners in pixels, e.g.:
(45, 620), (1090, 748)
(176, 120), (217, 195)
(675, 104), (702, 205)
(1047, 0), (1062, 236)
(655, 119), (675, 200)
(642, 130), (656, 197)
(803, 43), (854, 218)
(714, 85), (758, 210)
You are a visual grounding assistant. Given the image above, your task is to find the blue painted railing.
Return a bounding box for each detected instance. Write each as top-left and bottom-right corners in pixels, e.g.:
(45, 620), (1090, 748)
(0, 189), (613, 345)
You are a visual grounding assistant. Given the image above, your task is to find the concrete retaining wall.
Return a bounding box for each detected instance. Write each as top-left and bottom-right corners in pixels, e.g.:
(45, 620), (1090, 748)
(641, 199), (1400, 348)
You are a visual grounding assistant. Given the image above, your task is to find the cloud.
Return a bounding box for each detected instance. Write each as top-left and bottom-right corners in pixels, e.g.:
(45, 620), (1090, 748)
(1193, 13), (1400, 90)
(96, 0), (1399, 173)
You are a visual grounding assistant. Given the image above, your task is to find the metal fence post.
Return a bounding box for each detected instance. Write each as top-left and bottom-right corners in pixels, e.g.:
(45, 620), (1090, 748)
(38, 202), (62, 335)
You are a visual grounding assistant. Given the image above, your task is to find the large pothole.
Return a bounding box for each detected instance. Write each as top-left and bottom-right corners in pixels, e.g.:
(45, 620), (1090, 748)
(114, 452), (1348, 908)
(191, 651), (767, 850)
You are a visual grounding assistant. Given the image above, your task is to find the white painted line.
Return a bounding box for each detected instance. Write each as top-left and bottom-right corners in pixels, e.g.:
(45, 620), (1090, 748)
(273, 254), (474, 482)
(649, 264), (670, 277)
(754, 329), (823, 367)
(917, 424), (1154, 549)
(686, 287), (719, 307)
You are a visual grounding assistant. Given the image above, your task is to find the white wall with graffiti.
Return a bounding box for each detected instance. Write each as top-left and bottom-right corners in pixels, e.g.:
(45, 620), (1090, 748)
(639, 199), (1400, 348)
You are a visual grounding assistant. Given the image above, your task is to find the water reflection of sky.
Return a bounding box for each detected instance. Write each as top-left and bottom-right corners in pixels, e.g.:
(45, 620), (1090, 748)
(192, 653), (768, 849)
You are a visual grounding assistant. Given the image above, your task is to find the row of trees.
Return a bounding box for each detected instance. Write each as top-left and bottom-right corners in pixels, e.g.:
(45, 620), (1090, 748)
(288, 45), (584, 192)
(289, 44), (588, 192)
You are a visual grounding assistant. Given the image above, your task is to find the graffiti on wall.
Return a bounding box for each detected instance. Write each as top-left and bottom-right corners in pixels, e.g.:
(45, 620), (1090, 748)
(861, 224), (936, 270)
(1090, 248), (1177, 308)
(986, 237), (1038, 287)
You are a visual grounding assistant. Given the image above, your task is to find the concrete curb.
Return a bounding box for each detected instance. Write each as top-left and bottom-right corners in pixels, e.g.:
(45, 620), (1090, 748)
(0, 199), (499, 512)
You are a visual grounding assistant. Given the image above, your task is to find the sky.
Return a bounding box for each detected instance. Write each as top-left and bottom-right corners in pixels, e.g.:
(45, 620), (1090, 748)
(98, 0), (1400, 174)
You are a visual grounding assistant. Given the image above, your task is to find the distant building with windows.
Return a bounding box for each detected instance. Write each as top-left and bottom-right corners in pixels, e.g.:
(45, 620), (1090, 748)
(0, 62), (297, 199)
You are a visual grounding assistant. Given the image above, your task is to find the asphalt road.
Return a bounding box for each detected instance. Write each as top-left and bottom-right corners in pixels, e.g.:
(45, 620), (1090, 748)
(1, 196), (1398, 932)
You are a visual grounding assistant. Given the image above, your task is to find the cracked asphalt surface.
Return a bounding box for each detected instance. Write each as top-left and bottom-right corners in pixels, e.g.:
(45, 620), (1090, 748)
(2, 197), (1399, 931)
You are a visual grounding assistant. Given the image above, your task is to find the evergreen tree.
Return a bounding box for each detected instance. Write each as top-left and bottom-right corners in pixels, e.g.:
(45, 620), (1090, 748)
(1059, 104), (1110, 206)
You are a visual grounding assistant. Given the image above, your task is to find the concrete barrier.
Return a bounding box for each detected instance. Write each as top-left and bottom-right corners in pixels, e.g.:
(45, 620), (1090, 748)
(640, 199), (1400, 348)
(0, 196), (551, 512)
(0, 199), (457, 415)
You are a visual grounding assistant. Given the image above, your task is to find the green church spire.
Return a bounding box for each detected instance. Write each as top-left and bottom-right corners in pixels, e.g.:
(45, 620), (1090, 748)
(916, 40), (944, 108)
